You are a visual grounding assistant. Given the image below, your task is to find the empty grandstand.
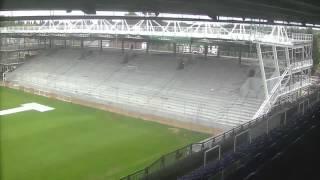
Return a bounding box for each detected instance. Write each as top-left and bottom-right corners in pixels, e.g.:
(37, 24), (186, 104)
(0, 8), (319, 180)
(5, 48), (264, 129)
(1, 18), (314, 131)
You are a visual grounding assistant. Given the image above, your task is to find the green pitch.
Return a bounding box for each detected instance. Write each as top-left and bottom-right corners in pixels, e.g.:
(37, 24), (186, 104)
(0, 87), (209, 180)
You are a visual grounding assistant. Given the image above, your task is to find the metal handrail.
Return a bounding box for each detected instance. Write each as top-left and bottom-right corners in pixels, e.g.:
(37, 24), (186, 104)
(120, 85), (318, 180)
(0, 22), (313, 45)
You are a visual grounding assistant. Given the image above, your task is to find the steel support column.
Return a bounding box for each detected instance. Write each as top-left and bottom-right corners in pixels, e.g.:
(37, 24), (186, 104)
(146, 41), (149, 54)
(49, 38), (52, 48)
(257, 43), (269, 99)
(238, 45), (242, 64)
(272, 46), (280, 76)
(266, 116), (269, 135)
(80, 40), (84, 48)
(284, 111), (287, 126)
(121, 40), (124, 54)
(100, 39), (103, 51)
(204, 44), (208, 59)
(285, 47), (292, 89)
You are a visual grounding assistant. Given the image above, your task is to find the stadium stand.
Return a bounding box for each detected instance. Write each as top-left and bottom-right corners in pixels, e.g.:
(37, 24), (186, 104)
(178, 100), (320, 180)
(6, 48), (264, 129)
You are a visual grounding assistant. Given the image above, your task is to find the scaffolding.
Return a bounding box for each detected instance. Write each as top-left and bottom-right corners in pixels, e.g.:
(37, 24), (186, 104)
(253, 42), (313, 119)
(0, 18), (314, 119)
(0, 19), (313, 45)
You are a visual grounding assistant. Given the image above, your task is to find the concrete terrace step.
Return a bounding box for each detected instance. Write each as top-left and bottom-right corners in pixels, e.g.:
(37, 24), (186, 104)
(6, 49), (264, 129)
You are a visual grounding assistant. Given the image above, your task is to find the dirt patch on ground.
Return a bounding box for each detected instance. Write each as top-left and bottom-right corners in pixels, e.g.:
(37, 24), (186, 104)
(168, 127), (180, 134)
(2, 82), (224, 135)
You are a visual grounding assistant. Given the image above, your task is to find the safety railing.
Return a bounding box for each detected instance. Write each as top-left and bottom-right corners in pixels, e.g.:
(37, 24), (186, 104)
(0, 22), (313, 46)
(252, 65), (292, 119)
(290, 33), (313, 41)
(120, 85), (319, 180)
(0, 43), (46, 51)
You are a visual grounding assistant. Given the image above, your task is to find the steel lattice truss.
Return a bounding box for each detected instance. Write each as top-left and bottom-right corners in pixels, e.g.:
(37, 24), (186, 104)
(0, 19), (313, 46)
(0, 18), (314, 119)
(253, 43), (313, 119)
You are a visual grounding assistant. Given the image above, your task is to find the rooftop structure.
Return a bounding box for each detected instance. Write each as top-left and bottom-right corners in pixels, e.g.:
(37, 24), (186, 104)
(0, 16), (314, 122)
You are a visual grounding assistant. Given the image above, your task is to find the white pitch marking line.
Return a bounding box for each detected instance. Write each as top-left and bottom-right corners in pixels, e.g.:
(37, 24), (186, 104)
(0, 102), (54, 116)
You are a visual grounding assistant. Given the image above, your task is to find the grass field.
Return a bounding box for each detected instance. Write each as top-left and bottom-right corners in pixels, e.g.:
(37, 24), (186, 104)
(0, 86), (209, 180)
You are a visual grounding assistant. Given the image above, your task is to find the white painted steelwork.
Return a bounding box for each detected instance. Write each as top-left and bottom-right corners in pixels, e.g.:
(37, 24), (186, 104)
(253, 42), (313, 119)
(0, 18), (314, 122)
(0, 19), (313, 46)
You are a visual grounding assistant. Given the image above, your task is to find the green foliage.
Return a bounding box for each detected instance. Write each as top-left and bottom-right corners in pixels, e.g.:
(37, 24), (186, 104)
(0, 21), (33, 27)
(124, 12), (138, 16)
(0, 87), (208, 180)
(312, 33), (320, 74)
